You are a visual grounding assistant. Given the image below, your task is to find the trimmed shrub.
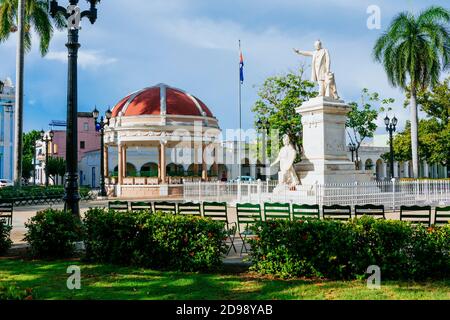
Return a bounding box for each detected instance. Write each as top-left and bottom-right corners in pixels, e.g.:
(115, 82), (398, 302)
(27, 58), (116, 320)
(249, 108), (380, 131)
(83, 208), (143, 265)
(83, 209), (227, 271)
(0, 220), (12, 255)
(249, 217), (450, 280)
(24, 209), (83, 258)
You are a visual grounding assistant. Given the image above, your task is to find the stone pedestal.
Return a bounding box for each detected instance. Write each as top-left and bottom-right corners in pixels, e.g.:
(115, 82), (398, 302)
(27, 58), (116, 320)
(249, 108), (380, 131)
(295, 96), (372, 185)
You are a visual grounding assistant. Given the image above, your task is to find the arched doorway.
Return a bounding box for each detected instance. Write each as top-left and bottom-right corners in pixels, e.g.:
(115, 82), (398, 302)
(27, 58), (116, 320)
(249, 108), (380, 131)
(242, 158), (251, 176)
(217, 164), (228, 181)
(166, 163), (184, 176)
(187, 164), (201, 177)
(365, 159), (374, 171)
(140, 162), (158, 177)
(113, 163), (138, 177)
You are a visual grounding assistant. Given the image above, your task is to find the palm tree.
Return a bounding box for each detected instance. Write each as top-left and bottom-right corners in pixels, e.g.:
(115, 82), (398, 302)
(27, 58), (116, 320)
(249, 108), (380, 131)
(373, 6), (450, 178)
(0, 0), (65, 55)
(0, 0), (65, 185)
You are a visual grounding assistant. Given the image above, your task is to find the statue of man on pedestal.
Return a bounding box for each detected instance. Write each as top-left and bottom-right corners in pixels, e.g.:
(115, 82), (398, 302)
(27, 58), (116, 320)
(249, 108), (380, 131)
(271, 135), (300, 189)
(294, 40), (339, 99)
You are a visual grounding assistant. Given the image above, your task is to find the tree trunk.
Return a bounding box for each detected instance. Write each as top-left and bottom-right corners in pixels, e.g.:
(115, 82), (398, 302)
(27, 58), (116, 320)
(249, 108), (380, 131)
(410, 86), (420, 178)
(14, 0), (26, 186)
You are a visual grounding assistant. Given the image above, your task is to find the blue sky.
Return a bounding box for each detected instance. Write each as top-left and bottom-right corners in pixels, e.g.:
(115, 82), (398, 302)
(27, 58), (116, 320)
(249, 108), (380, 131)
(0, 0), (448, 134)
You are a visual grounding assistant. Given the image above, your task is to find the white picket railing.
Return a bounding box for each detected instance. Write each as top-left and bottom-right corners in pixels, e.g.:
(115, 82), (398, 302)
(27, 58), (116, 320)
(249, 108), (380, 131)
(183, 179), (450, 210)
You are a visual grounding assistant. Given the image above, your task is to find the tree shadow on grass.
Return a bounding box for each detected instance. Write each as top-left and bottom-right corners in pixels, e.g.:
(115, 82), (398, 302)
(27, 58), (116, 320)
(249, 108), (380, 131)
(1, 259), (449, 300)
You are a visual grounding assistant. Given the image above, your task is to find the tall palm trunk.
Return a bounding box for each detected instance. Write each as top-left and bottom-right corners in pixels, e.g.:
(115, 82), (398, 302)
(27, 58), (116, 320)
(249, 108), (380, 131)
(410, 86), (420, 178)
(13, 0), (25, 186)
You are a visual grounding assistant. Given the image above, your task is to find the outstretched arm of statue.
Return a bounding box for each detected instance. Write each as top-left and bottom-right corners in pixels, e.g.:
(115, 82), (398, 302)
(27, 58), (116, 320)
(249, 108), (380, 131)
(270, 155), (281, 168)
(293, 48), (313, 57)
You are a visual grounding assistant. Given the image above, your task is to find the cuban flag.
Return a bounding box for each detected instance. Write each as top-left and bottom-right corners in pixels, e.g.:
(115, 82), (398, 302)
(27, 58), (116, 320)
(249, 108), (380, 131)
(239, 48), (244, 84)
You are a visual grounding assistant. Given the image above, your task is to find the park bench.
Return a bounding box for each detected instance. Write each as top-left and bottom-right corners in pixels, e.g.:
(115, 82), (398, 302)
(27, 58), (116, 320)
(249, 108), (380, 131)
(323, 204), (352, 221)
(355, 204), (385, 219)
(0, 200), (13, 226)
(154, 201), (177, 214)
(203, 202), (237, 254)
(236, 203), (262, 254)
(400, 205), (432, 227)
(130, 201), (153, 212)
(434, 206), (450, 226)
(264, 202), (291, 221)
(178, 202), (202, 216)
(292, 204), (321, 220)
(108, 200), (129, 212)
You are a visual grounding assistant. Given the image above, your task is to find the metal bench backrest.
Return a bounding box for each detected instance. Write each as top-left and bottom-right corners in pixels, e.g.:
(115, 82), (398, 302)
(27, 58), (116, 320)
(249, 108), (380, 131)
(355, 204), (385, 219)
(178, 202), (201, 216)
(264, 202), (291, 221)
(323, 205), (352, 221)
(130, 201), (153, 213)
(0, 200), (13, 226)
(400, 205), (432, 227)
(292, 204), (320, 220)
(434, 206), (450, 226)
(203, 202), (228, 223)
(154, 201), (177, 214)
(236, 203), (262, 234)
(108, 201), (129, 212)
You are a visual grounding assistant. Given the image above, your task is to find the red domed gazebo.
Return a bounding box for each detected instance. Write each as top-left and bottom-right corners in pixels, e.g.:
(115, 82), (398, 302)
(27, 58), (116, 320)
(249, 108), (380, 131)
(104, 83), (221, 198)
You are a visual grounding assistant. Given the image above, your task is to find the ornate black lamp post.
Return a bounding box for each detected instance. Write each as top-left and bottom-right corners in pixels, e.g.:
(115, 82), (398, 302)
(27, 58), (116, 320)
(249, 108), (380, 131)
(92, 107), (112, 197)
(348, 142), (356, 163)
(49, 0), (101, 218)
(384, 115), (398, 179)
(40, 130), (54, 187)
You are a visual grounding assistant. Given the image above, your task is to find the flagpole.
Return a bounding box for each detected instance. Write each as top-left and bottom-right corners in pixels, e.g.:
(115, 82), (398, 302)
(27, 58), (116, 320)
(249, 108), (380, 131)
(238, 40), (242, 180)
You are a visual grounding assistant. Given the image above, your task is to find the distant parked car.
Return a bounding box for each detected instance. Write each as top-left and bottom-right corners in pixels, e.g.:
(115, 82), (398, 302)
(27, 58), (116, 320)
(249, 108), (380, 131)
(0, 179), (13, 188)
(235, 176), (255, 182)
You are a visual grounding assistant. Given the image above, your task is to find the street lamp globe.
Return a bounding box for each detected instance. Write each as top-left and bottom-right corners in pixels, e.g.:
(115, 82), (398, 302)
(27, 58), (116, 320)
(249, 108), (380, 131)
(49, 130), (55, 139)
(105, 108), (112, 120)
(92, 106), (99, 119)
(392, 116), (398, 128)
(384, 115), (390, 127)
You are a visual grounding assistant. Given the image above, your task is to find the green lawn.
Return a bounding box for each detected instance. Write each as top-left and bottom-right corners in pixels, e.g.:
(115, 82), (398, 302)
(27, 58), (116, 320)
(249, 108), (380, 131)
(0, 258), (449, 300)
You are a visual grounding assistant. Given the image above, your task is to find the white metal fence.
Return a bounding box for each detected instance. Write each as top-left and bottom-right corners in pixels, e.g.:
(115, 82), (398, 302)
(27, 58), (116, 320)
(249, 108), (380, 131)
(183, 179), (450, 210)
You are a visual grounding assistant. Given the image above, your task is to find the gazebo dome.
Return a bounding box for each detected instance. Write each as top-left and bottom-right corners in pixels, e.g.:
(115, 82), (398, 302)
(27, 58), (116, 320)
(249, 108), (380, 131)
(112, 83), (214, 118)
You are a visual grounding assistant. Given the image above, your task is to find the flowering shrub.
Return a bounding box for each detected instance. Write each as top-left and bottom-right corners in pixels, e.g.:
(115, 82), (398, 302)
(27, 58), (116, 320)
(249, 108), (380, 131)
(0, 286), (34, 300)
(249, 217), (450, 280)
(24, 209), (83, 258)
(83, 209), (227, 271)
(0, 220), (12, 255)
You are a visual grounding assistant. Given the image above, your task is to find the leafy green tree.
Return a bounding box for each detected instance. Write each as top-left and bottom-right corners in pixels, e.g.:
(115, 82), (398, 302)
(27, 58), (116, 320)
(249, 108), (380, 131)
(252, 67), (317, 159)
(21, 130), (40, 180)
(373, 6), (450, 178)
(346, 88), (394, 168)
(46, 157), (66, 185)
(21, 154), (33, 181)
(405, 77), (450, 126)
(0, 0), (65, 55)
(388, 119), (450, 168)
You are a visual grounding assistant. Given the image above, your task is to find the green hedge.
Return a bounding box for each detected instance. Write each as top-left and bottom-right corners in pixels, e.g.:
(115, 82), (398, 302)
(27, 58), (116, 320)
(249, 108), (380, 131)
(83, 209), (228, 271)
(24, 209), (83, 258)
(249, 217), (450, 280)
(0, 220), (12, 255)
(0, 186), (93, 202)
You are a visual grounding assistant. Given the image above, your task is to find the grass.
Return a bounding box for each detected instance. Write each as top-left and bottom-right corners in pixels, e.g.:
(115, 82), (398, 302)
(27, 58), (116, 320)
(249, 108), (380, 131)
(0, 258), (449, 300)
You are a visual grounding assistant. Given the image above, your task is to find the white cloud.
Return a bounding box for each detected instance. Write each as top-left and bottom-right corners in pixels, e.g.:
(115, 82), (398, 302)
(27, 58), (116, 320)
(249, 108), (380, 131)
(45, 50), (117, 69)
